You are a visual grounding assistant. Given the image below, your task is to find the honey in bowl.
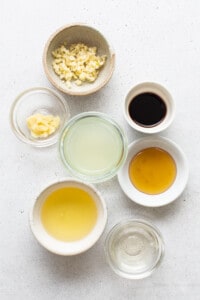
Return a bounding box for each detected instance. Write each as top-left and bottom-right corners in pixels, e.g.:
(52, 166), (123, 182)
(41, 187), (98, 242)
(129, 147), (176, 194)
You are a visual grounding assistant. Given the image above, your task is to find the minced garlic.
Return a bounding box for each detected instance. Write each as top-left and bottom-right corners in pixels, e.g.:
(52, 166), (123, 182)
(26, 114), (60, 138)
(52, 43), (106, 87)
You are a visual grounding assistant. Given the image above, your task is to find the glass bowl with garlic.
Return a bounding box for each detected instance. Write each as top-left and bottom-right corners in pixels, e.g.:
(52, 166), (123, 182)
(10, 87), (70, 147)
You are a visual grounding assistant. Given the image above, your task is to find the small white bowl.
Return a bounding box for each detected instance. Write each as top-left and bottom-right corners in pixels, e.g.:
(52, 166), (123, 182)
(29, 179), (107, 255)
(124, 82), (175, 134)
(118, 137), (189, 207)
(43, 23), (115, 96)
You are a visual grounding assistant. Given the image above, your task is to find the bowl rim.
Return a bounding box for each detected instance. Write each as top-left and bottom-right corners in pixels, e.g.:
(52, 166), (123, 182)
(104, 218), (165, 279)
(124, 82), (176, 134)
(59, 111), (128, 183)
(43, 22), (115, 96)
(118, 136), (189, 207)
(9, 86), (70, 147)
(29, 178), (107, 255)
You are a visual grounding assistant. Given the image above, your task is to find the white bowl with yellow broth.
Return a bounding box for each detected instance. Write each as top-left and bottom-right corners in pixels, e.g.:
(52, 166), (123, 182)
(30, 179), (107, 255)
(118, 137), (189, 207)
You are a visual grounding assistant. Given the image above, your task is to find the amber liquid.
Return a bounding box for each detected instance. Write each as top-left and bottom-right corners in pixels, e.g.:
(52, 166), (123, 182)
(41, 187), (98, 241)
(129, 147), (176, 194)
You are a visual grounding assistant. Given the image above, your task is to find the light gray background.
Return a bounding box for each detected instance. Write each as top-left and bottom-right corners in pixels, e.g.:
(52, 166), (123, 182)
(1, 1), (200, 299)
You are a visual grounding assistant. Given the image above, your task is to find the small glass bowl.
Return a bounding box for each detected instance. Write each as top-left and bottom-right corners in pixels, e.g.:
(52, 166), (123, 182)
(105, 219), (164, 279)
(59, 112), (128, 183)
(10, 87), (70, 147)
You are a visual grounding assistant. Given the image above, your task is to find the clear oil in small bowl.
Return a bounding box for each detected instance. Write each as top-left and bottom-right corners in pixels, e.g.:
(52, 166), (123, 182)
(105, 219), (164, 279)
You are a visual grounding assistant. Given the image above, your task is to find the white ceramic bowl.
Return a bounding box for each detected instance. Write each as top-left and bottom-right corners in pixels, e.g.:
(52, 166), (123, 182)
(118, 137), (189, 207)
(124, 82), (175, 134)
(29, 179), (107, 255)
(43, 23), (115, 96)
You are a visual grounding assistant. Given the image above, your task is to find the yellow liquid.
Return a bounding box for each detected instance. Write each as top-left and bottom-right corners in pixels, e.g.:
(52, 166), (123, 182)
(63, 117), (124, 175)
(129, 147), (176, 194)
(41, 187), (98, 242)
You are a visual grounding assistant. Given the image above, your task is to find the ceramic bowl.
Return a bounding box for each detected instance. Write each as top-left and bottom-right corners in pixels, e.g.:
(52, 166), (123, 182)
(118, 136), (189, 207)
(124, 82), (175, 134)
(29, 179), (107, 255)
(10, 87), (70, 147)
(43, 23), (115, 96)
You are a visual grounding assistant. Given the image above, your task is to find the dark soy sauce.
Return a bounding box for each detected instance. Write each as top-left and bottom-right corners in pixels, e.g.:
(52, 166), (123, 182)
(128, 92), (167, 127)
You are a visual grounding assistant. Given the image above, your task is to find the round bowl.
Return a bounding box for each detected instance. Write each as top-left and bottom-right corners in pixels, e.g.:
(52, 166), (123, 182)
(105, 219), (164, 279)
(10, 87), (70, 147)
(124, 82), (175, 134)
(29, 179), (107, 255)
(43, 23), (115, 96)
(118, 136), (189, 207)
(59, 112), (128, 183)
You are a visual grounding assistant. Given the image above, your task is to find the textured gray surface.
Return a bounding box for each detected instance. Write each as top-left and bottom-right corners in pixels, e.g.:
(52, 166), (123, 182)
(1, 0), (200, 299)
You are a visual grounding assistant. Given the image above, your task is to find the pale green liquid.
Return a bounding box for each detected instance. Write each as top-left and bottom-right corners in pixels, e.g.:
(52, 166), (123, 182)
(63, 117), (124, 176)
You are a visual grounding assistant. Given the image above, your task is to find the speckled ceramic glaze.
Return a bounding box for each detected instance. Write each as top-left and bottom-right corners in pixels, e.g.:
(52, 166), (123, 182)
(43, 23), (115, 96)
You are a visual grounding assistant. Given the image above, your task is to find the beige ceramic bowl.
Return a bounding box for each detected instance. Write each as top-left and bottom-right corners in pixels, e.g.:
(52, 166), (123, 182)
(43, 23), (115, 96)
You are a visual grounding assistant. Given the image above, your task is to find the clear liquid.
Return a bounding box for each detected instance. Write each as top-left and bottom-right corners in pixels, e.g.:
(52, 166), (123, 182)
(107, 221), (163, 278)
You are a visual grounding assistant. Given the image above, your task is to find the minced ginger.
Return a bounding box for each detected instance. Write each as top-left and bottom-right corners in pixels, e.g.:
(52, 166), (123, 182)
(26, 114), (60, 138)
(52, 43), (106, 87)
